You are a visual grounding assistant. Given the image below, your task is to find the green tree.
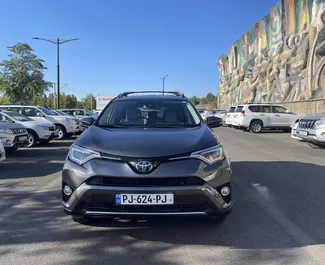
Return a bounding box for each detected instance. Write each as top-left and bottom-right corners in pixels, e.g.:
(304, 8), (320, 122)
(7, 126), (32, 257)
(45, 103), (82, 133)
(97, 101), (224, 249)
(82, 94), (96, 110)
(65, 94), (78, 108)
(189, 96), (200, 105)
(0, 43), (51, 104)
(205, 92), (216, 102)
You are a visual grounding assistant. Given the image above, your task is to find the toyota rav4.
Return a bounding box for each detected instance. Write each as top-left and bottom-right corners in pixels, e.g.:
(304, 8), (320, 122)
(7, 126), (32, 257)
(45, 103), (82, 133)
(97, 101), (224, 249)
(62, 91), (232, 224)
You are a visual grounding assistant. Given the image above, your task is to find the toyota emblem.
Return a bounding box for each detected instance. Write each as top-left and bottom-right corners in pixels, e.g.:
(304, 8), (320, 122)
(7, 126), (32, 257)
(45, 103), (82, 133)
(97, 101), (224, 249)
(135, 161), (153, 173)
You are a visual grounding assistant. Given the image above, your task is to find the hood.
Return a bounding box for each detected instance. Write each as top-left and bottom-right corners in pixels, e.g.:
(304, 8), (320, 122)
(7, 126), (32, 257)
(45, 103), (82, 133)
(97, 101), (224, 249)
(0, 122), (26, 129)
(46, 115), (70, 123)
(20, 120), (55, 128)
(301, 112), (325, 120)
(76, 125), (219, 158)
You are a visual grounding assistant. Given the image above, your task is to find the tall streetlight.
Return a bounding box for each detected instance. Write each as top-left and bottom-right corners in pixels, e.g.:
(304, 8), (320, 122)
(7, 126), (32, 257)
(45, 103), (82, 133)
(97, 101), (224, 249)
(159, 75), (168, 95)
(32, 37), (79, 108)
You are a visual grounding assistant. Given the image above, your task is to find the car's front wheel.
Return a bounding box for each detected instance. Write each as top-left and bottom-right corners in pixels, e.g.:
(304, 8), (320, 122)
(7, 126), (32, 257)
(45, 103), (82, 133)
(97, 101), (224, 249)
(55, 125), (67, 140)
(26, 133), (37, 147)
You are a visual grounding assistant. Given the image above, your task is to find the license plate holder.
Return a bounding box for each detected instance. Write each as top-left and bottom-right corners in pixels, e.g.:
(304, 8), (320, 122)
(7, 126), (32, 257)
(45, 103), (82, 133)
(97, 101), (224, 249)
(116, 193), (174, 205)
(19, 136), (28, 141)
(298, 131), (308, 136)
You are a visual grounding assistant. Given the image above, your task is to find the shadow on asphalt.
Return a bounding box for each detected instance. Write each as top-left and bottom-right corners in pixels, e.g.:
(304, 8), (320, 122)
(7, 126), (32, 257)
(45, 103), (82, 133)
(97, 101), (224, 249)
(0, 139), (74, 179)
(1, 161), (324, 264)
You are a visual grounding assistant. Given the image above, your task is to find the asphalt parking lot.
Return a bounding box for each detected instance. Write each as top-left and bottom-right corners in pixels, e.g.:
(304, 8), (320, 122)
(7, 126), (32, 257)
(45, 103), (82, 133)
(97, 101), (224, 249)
(0, 128), (325, 265)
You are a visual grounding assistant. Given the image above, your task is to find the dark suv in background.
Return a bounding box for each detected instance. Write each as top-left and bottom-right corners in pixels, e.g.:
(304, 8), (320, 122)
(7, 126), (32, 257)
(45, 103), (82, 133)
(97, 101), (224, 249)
(62, 91), (232, 224)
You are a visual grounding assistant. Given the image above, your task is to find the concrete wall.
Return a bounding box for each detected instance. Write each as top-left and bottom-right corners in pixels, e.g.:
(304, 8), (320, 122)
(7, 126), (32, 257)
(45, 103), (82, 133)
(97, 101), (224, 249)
(282, 99), (325, 114)
(217, 0), (325, 111)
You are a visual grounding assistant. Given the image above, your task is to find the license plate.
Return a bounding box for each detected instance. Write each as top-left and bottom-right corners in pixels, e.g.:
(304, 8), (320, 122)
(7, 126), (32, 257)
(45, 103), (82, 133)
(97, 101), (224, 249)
(116, 193), (174, 205)
(298, 131), (308, 136)
(19, 136), (28, 141)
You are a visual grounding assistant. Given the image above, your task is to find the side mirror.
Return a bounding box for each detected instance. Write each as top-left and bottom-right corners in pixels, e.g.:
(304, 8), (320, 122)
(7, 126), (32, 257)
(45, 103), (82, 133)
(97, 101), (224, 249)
(36, 112), (44, 117)
(206, 116), (222, 128)
(81, 117), (95, 127)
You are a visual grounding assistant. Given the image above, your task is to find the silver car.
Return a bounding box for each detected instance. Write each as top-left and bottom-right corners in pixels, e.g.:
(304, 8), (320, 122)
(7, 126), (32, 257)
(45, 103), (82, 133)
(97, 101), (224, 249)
(294, 113), (325, 147)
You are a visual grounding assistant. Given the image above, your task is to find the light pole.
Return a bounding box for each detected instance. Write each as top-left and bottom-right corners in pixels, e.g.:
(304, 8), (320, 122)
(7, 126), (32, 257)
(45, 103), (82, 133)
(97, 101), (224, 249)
(32, 37), (79, 108)
(159, 75), (168, 95)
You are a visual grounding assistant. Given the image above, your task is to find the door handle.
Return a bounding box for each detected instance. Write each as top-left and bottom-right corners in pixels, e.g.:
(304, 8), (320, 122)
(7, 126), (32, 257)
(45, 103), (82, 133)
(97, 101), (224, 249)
(275, 115), (280, 117)
(260, 114), (265, 116)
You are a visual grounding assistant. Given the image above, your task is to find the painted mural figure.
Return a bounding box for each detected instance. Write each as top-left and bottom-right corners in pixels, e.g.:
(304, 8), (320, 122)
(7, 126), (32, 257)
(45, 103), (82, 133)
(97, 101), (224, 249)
(217, 0), (325, 109)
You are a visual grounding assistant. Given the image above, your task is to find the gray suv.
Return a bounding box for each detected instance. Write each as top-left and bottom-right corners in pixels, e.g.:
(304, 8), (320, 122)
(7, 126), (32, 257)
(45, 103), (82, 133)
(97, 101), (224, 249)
(62, 91), (232, 224)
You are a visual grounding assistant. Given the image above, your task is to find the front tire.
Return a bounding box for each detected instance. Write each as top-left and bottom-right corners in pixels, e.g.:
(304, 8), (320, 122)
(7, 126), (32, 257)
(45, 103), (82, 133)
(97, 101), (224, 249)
(26, 133), (37, 147)
(55, 125), (67, 140)
(250, 121), (263, 133)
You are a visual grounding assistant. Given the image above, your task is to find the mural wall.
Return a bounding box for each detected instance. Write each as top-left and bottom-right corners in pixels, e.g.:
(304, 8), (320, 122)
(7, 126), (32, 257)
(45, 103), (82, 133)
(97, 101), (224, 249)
(217, 0), (325, 109)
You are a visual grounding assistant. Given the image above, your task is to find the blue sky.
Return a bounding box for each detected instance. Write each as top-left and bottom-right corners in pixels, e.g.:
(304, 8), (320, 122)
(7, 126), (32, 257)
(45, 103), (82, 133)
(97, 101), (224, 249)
(0, 0), (278, 99)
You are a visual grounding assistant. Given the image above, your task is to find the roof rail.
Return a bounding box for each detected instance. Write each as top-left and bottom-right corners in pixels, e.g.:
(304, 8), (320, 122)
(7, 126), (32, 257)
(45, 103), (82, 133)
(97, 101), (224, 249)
(117, 91), (185, 98)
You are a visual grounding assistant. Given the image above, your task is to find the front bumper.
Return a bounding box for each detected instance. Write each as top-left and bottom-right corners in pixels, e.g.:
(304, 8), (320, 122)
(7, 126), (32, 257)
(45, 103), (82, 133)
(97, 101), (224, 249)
(62, 157), (232, 217)
(2, 134), (29, 149)
(295, 128), (325, 143)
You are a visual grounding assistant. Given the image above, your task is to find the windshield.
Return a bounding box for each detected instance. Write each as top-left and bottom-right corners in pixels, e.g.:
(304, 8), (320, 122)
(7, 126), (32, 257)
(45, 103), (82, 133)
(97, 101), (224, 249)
(4, 112), (32, 122)
(38, 107), (56, 116)
(55, 110), (70, 116)
(97, 99), (202, 128)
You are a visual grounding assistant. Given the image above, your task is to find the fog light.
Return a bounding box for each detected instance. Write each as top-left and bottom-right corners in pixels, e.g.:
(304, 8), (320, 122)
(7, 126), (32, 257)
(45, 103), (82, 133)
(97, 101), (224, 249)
(321, 132), (325, 138)
(63, 185), (72, 196)
(221, 186), (230, 196)
(5, 140), (11, 144)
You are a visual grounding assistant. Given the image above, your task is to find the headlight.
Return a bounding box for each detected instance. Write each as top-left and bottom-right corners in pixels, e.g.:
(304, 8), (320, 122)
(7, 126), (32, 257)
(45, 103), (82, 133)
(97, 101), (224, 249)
(314, 119), (325, 128)
(68, 144), (101, 165)
(38, 125), (50, 130)
(190, 145), (224, 165)
(0, 128), (13, 134)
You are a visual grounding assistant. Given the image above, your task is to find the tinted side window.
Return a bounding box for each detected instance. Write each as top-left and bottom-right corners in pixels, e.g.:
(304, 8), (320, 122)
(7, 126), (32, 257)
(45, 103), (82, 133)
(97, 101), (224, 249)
(235, 106), (243, 112)
(248, 106), (259, 112)
(273, 106), (287, 113)
(259, 106), (272, 113)
(22, 107), (42, 117)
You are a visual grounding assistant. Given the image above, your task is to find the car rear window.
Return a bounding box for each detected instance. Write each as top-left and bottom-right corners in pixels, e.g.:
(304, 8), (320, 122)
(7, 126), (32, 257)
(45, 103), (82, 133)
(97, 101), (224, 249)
(248, 106), (259, 112)
(228, 107), (235, 112)
(235, 106), (243, 112)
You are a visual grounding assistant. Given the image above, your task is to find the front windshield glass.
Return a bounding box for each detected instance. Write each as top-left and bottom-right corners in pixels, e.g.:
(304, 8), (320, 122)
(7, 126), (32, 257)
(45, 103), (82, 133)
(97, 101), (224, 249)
(97, 99), (202, 128)
(56, 110), (70, 116)
(5, 112), (32, 122)
(38, 107), (56, 115)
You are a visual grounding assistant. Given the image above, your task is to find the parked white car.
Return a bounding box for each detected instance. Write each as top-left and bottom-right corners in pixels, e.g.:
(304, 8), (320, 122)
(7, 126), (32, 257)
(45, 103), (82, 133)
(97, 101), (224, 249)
(0, 105), (79, 140)
(231, 104), (303, 133)
(0, 111), (58, 147)
(0, 140), (5, 162)
(0, 120), (28, 151)
(225, 106), (236, 126)
(293, 113), (325, 147)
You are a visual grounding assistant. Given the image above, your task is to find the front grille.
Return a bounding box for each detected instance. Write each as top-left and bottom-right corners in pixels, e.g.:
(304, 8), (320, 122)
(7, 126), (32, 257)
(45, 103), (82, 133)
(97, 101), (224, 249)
(86, 176), (205, 187)
(10, 128), (26, 134)
(299, 119), (319, 129)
